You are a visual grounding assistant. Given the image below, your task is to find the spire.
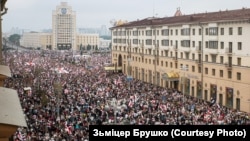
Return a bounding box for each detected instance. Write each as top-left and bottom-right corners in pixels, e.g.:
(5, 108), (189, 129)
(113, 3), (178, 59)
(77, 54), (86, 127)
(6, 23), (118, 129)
(174, 7), (182, 16)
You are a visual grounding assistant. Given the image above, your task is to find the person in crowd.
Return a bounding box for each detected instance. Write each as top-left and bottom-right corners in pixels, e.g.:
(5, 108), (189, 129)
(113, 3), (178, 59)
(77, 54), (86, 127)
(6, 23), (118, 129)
(3, 50), (250, 141)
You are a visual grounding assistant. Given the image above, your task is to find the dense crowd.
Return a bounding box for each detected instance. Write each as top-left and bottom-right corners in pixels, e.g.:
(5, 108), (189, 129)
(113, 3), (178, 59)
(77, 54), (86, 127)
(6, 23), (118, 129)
(3, 50), (250, 141)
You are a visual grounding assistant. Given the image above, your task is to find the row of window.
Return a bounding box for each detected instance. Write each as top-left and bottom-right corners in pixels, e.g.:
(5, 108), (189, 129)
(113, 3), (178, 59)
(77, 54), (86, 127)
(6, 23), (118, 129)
(206, 27), (242, 35)
(135, 54), (239, 67)
(204, 68), (241, 80)
(112, 27), (243, 36)
(181, 64), (241, 80)
(114, 46), (241, 65)
(115, 53), (242, 80)
(113, 38), (243, 51)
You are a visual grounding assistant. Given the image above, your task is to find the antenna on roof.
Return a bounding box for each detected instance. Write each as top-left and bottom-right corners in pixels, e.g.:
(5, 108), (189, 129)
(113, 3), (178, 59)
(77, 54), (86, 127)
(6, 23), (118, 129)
(153, 0), (155, 17)
(110, 19), (116, 26)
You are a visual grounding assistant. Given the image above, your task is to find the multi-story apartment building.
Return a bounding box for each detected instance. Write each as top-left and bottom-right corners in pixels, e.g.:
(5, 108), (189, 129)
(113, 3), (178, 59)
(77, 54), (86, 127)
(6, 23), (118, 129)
(20, 2), (99, 51)
(110, 8), (250, 112)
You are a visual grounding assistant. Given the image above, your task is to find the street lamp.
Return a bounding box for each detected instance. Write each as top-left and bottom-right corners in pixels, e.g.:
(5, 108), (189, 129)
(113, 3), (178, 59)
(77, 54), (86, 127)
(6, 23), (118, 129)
(199, 23), (204, 101)
(111, 98), (118, 124)
(126, 39), (133, 94)
(180, 65), (188, 104)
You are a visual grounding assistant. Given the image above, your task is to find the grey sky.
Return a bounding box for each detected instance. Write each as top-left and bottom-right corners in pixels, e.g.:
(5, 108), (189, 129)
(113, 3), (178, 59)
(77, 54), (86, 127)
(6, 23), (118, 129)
(2, 0), (250, 32)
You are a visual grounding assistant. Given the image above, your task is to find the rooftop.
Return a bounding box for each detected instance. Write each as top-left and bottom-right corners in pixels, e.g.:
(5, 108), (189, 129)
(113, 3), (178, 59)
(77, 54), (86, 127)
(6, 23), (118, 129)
(0, 87), (27, 127)
(111, 8), (250, 29)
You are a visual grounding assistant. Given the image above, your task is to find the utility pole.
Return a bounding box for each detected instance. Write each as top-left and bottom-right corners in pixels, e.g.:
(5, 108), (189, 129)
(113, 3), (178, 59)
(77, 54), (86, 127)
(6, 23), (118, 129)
(154, 27), (159, 86)
(199, 23), (204, 99)
(127, 29), (133, 92)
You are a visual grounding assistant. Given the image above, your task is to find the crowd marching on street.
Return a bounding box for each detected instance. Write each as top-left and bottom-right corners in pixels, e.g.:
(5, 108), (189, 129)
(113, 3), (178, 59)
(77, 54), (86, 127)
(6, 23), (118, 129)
(3, 50), (250, 141)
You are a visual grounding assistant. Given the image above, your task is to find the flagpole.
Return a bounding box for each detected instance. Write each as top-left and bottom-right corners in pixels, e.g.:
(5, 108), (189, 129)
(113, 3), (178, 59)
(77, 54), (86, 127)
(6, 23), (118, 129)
(180, 65), (188, 106)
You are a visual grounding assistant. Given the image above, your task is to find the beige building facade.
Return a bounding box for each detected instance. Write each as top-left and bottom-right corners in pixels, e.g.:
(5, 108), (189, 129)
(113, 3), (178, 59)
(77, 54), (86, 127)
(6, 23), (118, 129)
(76, 34), (99, 51)
(99, 38), (111, 49)
(110, 8), (250, 113)
(52, 2), (76, 50)
(40, 33), (53, 49)
(20, 32), (53, 49)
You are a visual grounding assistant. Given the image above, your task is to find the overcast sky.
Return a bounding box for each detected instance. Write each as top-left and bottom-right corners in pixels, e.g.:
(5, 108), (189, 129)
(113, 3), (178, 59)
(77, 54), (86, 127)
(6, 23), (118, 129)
(2, 0), (250, 32)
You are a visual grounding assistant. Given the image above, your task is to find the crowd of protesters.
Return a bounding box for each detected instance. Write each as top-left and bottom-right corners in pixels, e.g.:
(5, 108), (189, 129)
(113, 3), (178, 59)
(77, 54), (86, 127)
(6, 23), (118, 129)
(2, 49), (250, 141)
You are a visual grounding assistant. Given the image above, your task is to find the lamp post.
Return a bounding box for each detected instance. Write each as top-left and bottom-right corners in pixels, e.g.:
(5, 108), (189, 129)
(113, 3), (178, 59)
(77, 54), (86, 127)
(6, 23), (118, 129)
(199, 23), (204, 100)
(15, 40), (18, 52)
(180, 65), (188, 104)
(53, 71), (62, 122)
(127, 39), (133, 95)
(153, 27), (159, 86)
(111, 98), (118, 124)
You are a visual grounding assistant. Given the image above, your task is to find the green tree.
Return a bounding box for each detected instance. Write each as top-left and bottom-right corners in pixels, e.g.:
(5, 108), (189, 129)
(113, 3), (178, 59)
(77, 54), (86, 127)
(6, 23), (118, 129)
(87, 44), (91, 51)
(8, 34), (21, 45)
(80, 44), (83, 50)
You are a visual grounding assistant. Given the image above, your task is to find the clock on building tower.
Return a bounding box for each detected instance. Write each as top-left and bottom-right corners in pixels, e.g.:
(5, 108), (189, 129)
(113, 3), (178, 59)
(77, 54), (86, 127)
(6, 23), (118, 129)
(61, 8), (67, 14)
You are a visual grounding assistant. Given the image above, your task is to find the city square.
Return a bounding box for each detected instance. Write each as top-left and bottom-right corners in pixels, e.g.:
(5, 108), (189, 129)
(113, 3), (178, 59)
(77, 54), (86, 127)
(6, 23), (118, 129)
(0, 1), (250, 141)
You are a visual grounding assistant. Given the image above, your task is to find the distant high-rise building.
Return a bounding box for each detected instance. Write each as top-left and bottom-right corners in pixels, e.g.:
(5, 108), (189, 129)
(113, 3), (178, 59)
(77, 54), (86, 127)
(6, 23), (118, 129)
(52, 2), (76, 50)
(6, 27), (25, 36)
(78, 25), (111, 36)
(41, 29), (52, 33)
(100, 25), (108, 36)
(20, 2), (100, 51)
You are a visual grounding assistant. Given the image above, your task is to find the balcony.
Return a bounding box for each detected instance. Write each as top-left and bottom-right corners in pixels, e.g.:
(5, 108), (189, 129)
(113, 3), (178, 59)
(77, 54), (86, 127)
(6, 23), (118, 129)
(173, 45), (178, 51)
(172, 56), (178, 62)
(181, 35), (191, 40)
(140, 43), (144, 46)
(195, 59), (202, 65)
(207, 48), (219, 55)
(195, 46), (201, 53)
(182, 47), (191, 52)
(224, 62), (232, 70)
(225, 48), (233, 56)
(163, 46), (169, 50)
(140, 52), (144, 57)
